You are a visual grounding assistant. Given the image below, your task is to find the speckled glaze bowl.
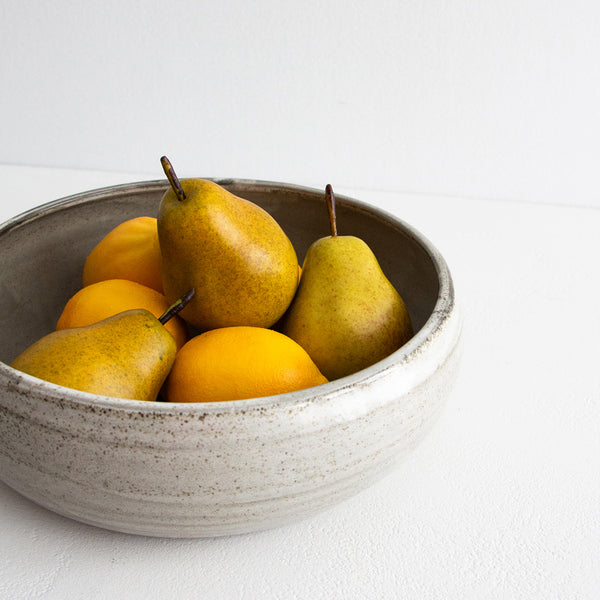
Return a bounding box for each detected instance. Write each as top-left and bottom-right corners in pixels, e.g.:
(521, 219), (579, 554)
(0, 180), (461, 538)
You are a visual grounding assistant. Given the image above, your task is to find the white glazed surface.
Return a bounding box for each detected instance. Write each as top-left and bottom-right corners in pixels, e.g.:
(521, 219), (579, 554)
(0, 181), (460, 537)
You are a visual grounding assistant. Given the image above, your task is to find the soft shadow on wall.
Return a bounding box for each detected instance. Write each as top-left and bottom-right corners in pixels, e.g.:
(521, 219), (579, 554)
(1, 0), (600, 208)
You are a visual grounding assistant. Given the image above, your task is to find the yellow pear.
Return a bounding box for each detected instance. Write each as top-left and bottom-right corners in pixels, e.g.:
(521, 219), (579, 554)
(157, 157), (298, 331)
(11, 290), (194, 401)
(280, 185), (413, 381)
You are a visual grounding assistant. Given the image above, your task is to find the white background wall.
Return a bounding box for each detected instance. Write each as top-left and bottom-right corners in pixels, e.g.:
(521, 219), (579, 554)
(2, 0), (600, 208)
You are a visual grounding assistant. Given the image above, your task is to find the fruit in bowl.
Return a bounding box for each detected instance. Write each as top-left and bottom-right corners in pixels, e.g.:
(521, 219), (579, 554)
(10, 157), (416, 403)
(158, 157), (300, 332)
(279, 184), (413, 381)
(10, 291), (192, 402)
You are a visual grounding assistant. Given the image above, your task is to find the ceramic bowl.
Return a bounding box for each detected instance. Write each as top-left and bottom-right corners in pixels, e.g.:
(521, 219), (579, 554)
(0, 179), (461, 538)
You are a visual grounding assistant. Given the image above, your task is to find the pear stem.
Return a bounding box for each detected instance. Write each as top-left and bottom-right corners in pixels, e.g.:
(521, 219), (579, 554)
(160, 156), (186, 201)
(325, 184), (337, 237)
(159, 289), (195, 324)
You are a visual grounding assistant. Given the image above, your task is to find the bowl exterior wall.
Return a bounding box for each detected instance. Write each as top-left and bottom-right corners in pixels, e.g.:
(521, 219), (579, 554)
(0, 308), (460, 537)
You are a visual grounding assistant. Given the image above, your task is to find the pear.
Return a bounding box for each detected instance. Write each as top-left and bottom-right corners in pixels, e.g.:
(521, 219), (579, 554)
(10, 290), (195, 401)
(280, 185), (413, 381)
(157, 157), (299, 331)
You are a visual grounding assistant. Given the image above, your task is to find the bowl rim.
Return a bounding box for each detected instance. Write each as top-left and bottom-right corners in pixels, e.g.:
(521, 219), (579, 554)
(0, 178), (456, 414)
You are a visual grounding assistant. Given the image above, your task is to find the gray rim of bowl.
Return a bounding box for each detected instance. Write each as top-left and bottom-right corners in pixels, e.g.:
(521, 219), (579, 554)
(0, 178), (456, 413)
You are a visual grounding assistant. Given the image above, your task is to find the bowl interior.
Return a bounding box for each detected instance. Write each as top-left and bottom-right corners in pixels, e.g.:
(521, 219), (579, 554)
(0, 180), (440, 366)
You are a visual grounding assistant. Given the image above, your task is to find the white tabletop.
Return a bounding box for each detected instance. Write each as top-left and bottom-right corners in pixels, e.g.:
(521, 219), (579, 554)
(1, 165), (598, 599)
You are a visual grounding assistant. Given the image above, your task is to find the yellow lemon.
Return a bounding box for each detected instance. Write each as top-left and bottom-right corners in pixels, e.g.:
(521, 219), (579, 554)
(83, 216), (163, 293)
(165, 326), (328, 402)
(56, 279), (187, 350)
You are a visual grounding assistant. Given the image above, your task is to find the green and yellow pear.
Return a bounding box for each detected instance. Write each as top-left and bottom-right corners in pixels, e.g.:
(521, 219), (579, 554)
(10, 290), (194, 401)
(280, 185), (413, 381)
(157, 157), (299, 331)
